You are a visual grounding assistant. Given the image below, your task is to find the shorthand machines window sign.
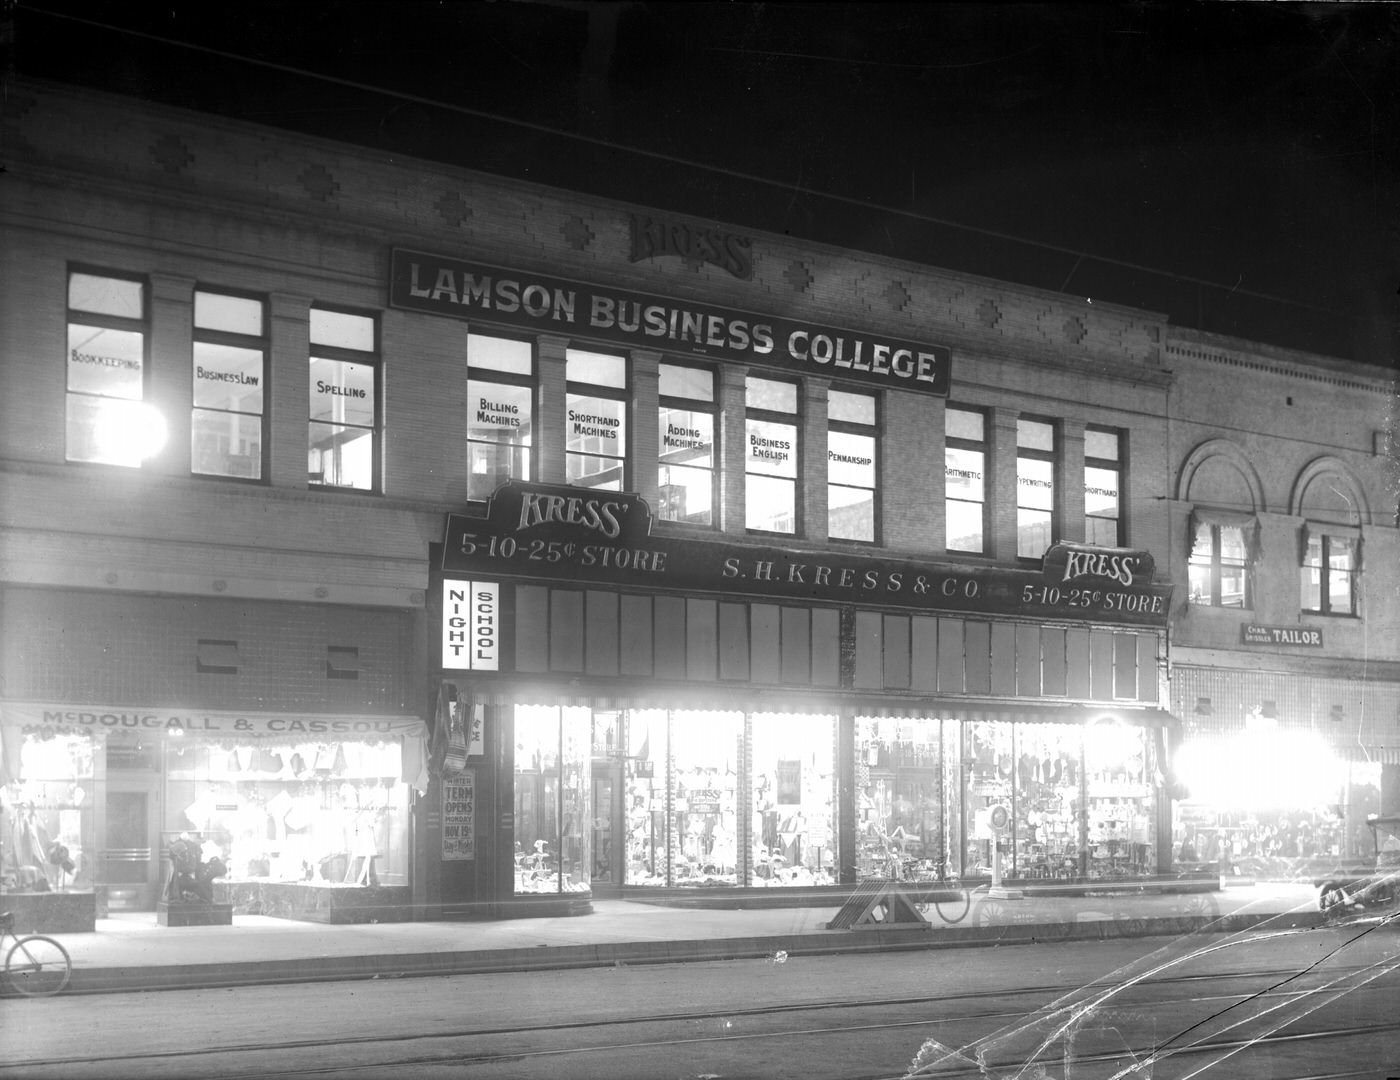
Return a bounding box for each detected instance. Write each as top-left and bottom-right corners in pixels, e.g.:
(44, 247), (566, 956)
(441, 482), (1172, 627)
(389, 249), (950, 396)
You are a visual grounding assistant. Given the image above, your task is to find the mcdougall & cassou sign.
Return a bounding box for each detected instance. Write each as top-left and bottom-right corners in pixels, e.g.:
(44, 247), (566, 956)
(441, 483), (1172, 628)
(390, 249), (951, 396)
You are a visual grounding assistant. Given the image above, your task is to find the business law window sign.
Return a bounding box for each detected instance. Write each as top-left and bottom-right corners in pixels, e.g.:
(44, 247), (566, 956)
(442, 581), (499, 670)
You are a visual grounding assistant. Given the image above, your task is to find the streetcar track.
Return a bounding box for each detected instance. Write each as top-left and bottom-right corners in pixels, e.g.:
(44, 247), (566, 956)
(1, 972), (1393, 1077)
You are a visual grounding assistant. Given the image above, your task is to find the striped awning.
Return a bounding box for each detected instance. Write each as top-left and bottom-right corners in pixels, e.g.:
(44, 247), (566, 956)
(439, 676), (1176, 727)
(1336, 744), (1400, 765)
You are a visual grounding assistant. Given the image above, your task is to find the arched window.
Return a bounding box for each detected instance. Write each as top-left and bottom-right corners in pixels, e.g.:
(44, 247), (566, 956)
(1296, 466), (1363, 617)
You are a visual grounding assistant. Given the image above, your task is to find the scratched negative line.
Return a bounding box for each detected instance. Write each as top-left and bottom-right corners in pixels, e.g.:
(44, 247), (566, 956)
(903, 905), (1399, 1079)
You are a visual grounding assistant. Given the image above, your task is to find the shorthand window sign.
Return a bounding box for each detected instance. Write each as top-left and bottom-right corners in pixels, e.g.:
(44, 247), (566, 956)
(442, 580), (498, 670)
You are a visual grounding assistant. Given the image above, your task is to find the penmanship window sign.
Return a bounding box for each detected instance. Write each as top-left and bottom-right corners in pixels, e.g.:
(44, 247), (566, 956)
(441, 580), (500, 670)
(439, 482), (1173, 627)
(389, 249), (951, 396)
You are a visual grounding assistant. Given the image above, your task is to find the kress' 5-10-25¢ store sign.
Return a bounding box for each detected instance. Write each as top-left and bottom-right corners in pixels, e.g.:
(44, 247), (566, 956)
(439, 483), (1172, 628)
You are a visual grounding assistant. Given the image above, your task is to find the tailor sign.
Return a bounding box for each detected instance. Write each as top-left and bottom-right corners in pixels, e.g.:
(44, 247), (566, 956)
(440, 483), (1172, 627)
(389, 250), (951, 396)
(1241, 624), (1324, 647)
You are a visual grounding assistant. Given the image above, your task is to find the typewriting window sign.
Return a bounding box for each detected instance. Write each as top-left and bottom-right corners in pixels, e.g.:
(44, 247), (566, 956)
(442, 580), (500, 670)
(442, 771), (475, 860)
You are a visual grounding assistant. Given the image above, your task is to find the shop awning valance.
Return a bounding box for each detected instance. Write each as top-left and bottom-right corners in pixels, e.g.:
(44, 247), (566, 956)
(1336, 744), (1400, 766)
(0, 701), (429, 792)
(441, 677), (1176, 728)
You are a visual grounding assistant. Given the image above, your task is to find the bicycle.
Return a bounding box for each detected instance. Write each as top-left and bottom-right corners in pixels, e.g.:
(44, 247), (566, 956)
(1, 910), (72, 997)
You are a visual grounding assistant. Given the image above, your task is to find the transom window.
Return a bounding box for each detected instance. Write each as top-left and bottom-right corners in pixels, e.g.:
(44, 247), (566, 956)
(1302, 532), (1357, 616)
(945, 406), (986, 553)
(657, 362), (715, 525)
(191, 290), (267, 480)
(745, 376), (799, 534)
(65, 269), (153, 467)
(566, 349), (627, 491)
(1016, 417), (1057, 559)
(466, 334), (534, 501)
(309, 308), (379, 491)
(1189, 522), (1251, 608)
(1084, 426), (1123, 547)
(827, 389), (877, 543)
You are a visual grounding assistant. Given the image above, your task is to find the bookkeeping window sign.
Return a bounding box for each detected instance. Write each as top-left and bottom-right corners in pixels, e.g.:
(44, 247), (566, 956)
(441, 581), (500, 670)
(389, 250), (951, 396)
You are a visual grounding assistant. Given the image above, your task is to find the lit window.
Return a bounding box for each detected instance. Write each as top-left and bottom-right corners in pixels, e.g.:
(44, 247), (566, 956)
(66, 269), (158, 467)
(309, 309), (379, 491)
(1302, 532), (1357, 616)
(828, 389), (877, 542)
(192, 290), (266, 479)
(466, 334), (534, 501)
(657, 363), (715, 525)
(566, 350), (627, 491)
(1017, 417), (1057, 559)
(1084, 426), (1123, 546)
(1189, 522), (1251, 608)
(945, 406), (986, 553)
(745, 376), (799, 534)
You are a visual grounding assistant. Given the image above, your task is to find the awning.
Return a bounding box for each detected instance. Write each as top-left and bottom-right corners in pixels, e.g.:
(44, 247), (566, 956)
(440, 676), (1176, 727)
(1336, 744), (1400, 766)
(0, 701), (429, 792)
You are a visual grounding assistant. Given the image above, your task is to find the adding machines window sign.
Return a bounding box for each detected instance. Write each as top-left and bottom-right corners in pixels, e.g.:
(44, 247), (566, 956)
(439, 483), (1173, 628)
(390, 250), (951, 396)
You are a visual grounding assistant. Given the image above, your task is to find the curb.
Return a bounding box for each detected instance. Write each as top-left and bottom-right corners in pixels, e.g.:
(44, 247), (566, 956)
(47, 910), (1328, 996)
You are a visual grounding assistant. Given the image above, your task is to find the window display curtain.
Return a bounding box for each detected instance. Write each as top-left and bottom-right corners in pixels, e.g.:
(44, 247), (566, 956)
(1187, 507), (1261, 562)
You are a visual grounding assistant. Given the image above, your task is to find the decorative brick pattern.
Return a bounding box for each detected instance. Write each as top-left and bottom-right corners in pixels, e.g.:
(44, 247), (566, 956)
(783, 260), (813, 292)
(150, 133), (194, 175)
(977, 298), (1002, 329)
(1064, 315), (1087, 345)
(298, 163), (340, 203)
(883, 279), (911, 313)
(561, 215), (594, 251)
(435, 190), (472, 228)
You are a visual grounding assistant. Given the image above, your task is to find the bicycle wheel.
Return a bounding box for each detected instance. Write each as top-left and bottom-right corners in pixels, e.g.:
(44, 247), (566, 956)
(931, 888), (972, 924)
(5, 935), (72, 997)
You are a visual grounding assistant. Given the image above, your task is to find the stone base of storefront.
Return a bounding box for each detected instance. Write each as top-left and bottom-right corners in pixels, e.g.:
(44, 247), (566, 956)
(157, 900), (234, 927)
(215, 880), (413, 924)
(1, 890), (97, 933)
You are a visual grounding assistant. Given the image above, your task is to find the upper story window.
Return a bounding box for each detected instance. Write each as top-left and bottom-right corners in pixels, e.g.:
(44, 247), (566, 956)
(66, 269), (155, 467)
(1016, 417), (1057, 559)
(827, 389), (877, 543)
(566, 349), (627, 491)
(745, 376), (799, 534)
(1189, 522), (1251, 608)
(309, 308), (379, 491)
(1084, 426), (1124, 547)
(945, 406), (986, 553)
(191, 290), (267, 480)
(466, 334), (534, 501)
(1301, 532), (1358, 616)
(657, 362), (715, 525)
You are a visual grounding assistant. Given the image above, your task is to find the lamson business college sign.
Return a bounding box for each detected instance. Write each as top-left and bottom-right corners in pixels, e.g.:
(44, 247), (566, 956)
(390, 250), (951, 396)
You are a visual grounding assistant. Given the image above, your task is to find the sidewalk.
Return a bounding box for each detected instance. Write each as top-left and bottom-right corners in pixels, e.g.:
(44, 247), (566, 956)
(11, 882), (1327, 995)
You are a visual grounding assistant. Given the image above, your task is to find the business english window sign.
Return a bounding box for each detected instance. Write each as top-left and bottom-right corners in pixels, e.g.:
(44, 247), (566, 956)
(442, 580), (500, 670)
(440, 482), (1172, 627)
(390, 249), (951, 396)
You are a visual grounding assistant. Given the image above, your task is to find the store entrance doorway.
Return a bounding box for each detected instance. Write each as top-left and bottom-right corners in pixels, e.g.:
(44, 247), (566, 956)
(101, 779), (161, 911)
(590, 759), (624, 894)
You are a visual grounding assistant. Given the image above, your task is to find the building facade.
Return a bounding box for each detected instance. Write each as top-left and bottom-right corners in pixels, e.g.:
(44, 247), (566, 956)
(1, 78), (1394, 924)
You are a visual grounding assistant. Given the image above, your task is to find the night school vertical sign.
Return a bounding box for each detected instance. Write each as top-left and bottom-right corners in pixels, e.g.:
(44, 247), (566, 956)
(442, 581), (500, 671)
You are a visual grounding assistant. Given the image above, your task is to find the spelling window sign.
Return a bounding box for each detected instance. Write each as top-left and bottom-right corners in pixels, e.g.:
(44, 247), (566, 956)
(442, 581), (500, 670)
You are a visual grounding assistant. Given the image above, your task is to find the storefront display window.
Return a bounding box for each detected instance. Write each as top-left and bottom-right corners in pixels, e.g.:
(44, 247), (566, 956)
(751, 713), (837, 886)
(0, 733), (95, 893)
(513, 706), (592, 894)
(163, 738), (410, 887)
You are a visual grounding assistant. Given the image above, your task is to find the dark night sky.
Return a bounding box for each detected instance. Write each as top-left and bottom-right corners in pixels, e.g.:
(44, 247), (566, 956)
(10, 1), (1400, 367)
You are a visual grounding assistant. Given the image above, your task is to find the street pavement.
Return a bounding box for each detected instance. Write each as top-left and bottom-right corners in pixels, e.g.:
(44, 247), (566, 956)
(4, 882), (1327, 994)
